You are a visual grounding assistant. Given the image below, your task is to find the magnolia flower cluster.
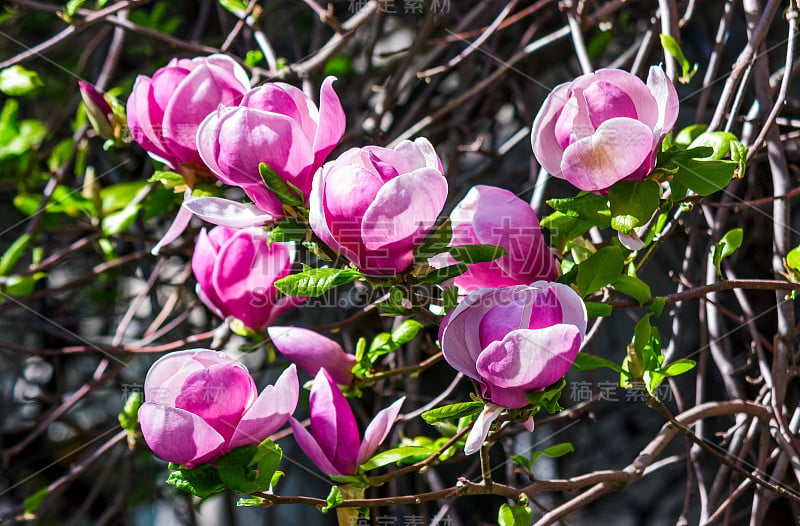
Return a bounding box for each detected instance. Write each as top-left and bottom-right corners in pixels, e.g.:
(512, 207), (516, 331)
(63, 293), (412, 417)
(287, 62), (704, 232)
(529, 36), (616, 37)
(125, 55), (679, 467)
(139, 348), (399, 476)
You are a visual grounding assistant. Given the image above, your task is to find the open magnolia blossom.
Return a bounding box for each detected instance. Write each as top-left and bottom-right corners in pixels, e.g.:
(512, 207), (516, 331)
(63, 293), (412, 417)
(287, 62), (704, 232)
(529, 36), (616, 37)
(138, 350), (298, 467)
(197, 77), (345, 215)
(531, 66), (678, 191)
(309, 137), (448, 275)
(429, 185), (558, 291)
(192, 226), (303, 332)
(267, 326), (356, 386)
(439, 282), (587, 454)
(127, 54), (250, 172)
(289, 369), (404, 476)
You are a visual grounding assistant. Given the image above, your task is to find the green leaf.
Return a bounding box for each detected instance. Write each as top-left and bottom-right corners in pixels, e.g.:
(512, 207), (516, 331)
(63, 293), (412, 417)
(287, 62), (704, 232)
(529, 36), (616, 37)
(449, 244), (508, 264)
(633, 314), (652, 356)
(23, 488), (48, 515)
(510, 453), (531, 471)
(712, 228), (743, 277)
(62, 0), (86, 21)
(541, 212), (593, 246)
(166, 464), (225, 498)
(267, 216), (306, 245)
(730, 140), (747, 179)
(547, 192), (611, 227)
(498, 501), (532, 526)
(259, 163), (303, 207)
(274, 267), (362, 297)
(672, 159), (736, 196)
(418, 263), (468, 284)
(2, 273), (47, 297)
(662, 358), (696, 377)
(688, 131), (739, 160)
(48, 138), (75, 173)
(442, 286), (459, 313)
(650, 296), (667, 316)
(530, 442), (574, 464)
(526, 378), (566, 414)
(571, 353), (624, 374)
(608, 180), (660, 233)
(659, 34), (698, 83)
(245, 50), (264, 68)
(673, 124), (708, 146)
(324, 55), (354, 77)
(360, 446), (434, 471)
(391, 319), (423, 345)
(148, 170), (186, 189)
(117, 391), (142, 432)
(613, 275), (652, 304)
(576, 246), (625, 296)
(414, 218), (452, 263)
(0, 65), (43, 96)
(321, 485), (343, 513)
(0, 232), (31, 276)
(100, 181), (147, 213)
(237, 497), (262, 507)
(787, 245), (800, 272)
(422, 401), (484, 424)
(218, 0), (249, 17)
(101, 204), (141, 236)
(584, 301), (612, 317)
(216, 440), (282, 494)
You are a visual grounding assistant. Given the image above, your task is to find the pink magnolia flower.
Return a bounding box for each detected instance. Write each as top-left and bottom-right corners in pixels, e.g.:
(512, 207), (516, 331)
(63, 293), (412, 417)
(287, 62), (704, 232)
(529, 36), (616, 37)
(267, 326), (356, 386)
(192, 226), (302, 332)
(196, 77), (346, 216)
(439, 282), (587, 454)
(309, 138), (448, 275)
(289, 369), (404, 476)
(430, 185), (557, 291)
(138, 350), (298, 467)
(531, 66), (678, 192)
(127, 54), (250, 171)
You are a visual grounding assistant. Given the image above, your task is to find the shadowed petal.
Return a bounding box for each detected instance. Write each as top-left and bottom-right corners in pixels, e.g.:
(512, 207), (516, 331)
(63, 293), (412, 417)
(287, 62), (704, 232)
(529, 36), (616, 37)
(531, 82), (571, 177)
(183, 197), (278, 227)
(138, 402), (226, 467)
(268, 327), (355, 386)
(356, 397), (405, 466)
(309, 369), (360, 475)
(463, 403), (504, 455)
(289, 417), (343, 476)
(229, 365), (299, 449)
(313, 77), (346, 166)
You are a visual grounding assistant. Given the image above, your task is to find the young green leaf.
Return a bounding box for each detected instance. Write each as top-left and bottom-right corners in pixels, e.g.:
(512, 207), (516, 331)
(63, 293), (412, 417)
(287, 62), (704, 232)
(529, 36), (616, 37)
(659, 34), (698, 83)
(608, 180), (660, 234)
(274, 267), (362, 297)
(672, 159), (736, 196)
(422, 401), (485, 424)
(418, 263), (468, 285)
(449, 243), (508, 264)
(613, 275), (652, 305)
(259, 163), (303, 207)
(662, 358), (697, 377)
(321, 485), (344, 513)
(712, 228), (743, 277)
(0, 65), (43, 96)
(571, 353), (624, 374)
(0, 232), (31, 276)
(498, 501), (532, 526)
(166, 464), (225, 499)
(576, 246), (625, 296)
(414, 218), (452, 262)
(359, 446), (434, 471)
(584, 301), (613, 317)
(530, 442), (574, 465)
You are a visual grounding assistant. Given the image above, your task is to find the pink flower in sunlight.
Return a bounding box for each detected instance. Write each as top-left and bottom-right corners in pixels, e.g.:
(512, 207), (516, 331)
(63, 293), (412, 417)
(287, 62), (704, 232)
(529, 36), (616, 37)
(531, 66), (678, 191)
(138, 350), (298, 467)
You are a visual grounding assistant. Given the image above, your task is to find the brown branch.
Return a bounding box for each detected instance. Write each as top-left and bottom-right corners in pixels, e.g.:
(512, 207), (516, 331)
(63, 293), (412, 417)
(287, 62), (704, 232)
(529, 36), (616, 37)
(607, 279), (800, 309)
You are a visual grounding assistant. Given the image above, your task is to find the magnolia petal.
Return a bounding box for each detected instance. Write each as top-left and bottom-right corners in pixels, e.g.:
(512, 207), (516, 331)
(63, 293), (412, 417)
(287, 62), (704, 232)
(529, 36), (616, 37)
(439, 288), (504, 380)
(392, 137), (443, 173)
(151, 192), (193, 255)
(560, 117), (654, 191)
(646, 65), (680, 140)
(229, 364), (299, 450)
(476, 325), (581, 404)
(575, 69), (659, 130)
(356, 397), (405, 466)
(289, 417), (343, 476)
(361, 167), (447, 250)
(183, 197), (277, 227)
(531, 82), (571, 177)
(464, 403), (504, 456)
(309, 369), (360, 475)
(138, 403), (226, 467)
(268, 327), (355, 386)
(143, 349), (234, 406)
(534, 281), (588, 337)
(313, 77), (346, 167)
